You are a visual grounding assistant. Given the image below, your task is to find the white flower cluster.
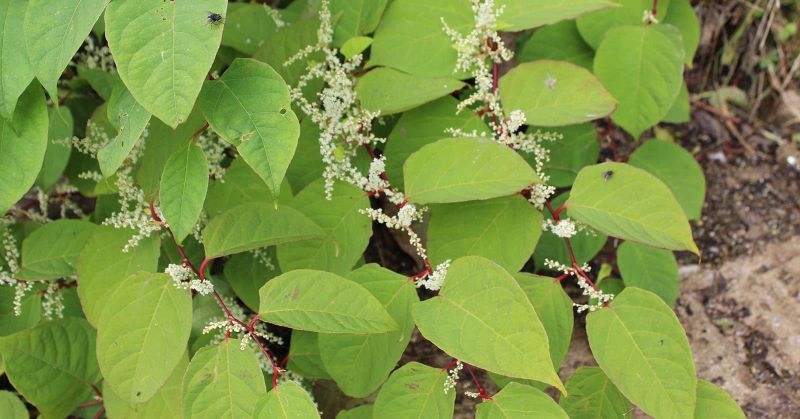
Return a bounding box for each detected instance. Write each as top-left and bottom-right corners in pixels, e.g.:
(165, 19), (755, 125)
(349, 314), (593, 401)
(642, 9), (659, 24)
(464, 391), (481, 399)
(0, 222), (30, 317)
(165, 263), (214, 296)
(416, 259), (451, 291)
(574, 276), (614, 313)
(288, 0), (433, 264)
(443, 0), (560, 208)
(263, 4), (286, 28)
(252, 247), (276, 271)
(444, 361), (463, 394)
(73, 36), (116, 73)
(542, 219), (578, 238)
(103, 169), (162, 252)
(544, 258), (591, 277)
(196, 130), (228, 181)
(189, 212), (208, 244)
(42, 282), (65, 320)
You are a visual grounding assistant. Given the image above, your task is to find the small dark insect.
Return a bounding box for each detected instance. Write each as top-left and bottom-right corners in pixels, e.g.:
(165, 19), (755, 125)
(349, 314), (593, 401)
(207, 12), (224, 26)
(603, 170), (614, 182)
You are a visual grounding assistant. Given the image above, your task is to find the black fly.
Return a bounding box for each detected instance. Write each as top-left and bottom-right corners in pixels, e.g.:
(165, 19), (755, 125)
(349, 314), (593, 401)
(603, 170), (614, 182)
(207, 12), (224, 26)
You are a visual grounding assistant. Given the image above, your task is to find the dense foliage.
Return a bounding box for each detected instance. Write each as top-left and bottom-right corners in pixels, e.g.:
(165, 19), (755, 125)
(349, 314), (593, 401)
(0, 0), (747, 418)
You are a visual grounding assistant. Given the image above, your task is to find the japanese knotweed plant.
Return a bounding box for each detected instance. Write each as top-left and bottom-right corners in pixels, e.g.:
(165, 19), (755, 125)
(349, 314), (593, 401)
(0, 0), (745, 418)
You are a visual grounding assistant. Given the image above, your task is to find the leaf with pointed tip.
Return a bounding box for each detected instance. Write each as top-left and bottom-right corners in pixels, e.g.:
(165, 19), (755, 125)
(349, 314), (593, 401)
(199, 58), (299, 194)
(97, 82), (152, 177)
(24, 0), (108, 100)
(427, 196), (542, 273)
(76, 226), (161, 326)
(202, 203), (324, 258)
(413, 256), (565, 393)
(576, 0), (672, 49)
(593, 24), (685, 139)
(276, 180), (371, 275)
(18, 219), (96, 281)
(663, 0), (699, 66)
(182, 340), (266, 419)
(0, 83), (47, 213)
(566, 162), (699, 254)
(372, 362), (455, 419)
(318, 265), (418, 397)
(694, 380), (746, 419)
(559, 367), (630, 418)
(254, 381), (320, 419)
(500, 60), (616, 126)
(0, 0), (33, 119)
(258, 269), (399, 334)
(97, 272), (192, 404)
(331, 0), (389, 46)
(587, 287), (696, 419)
(105, 0), (226, 127)
(514, 273), (574, 370)
(617, 241), (680, 306)
(0, 318), (101, 419)
(477, 382), (568, 418)
(159, 143), (209, 243)
(356, 67), (465, 115)
(404, 137), (539, 204)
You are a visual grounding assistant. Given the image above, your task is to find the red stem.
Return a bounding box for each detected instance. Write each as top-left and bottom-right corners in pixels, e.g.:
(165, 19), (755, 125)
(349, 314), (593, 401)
(652, 0), (659, 17)
(464, 363), (492, 400)
(79, 399), (103, 408)
(93, 406), (105, 419)
(543, 202), (600, 293)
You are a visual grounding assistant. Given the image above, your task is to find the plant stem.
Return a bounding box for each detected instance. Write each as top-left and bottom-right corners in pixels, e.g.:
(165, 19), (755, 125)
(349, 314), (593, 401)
(464, 363), (493, 400)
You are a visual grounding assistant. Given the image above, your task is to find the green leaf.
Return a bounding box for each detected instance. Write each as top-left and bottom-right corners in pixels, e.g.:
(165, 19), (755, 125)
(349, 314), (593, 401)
(356, 67), (465, 115)
(199, 58), (300, 193)
(159, 143), (209, 243)
(628, 139), (705, 220)
(253, 381), (321, 419)
(223, 250), (280, 312)
(277, 180), (370, 275)
(318, 265), (418, 397)
(258, 269), (399, 334)
(0, 83), (48, 213)
(336, 405), (373, 419)
(0, 286), (41, 337)
(205, 157), (292, 219)
(103, 355), (186, 419)
(18, 219), (96, 281)
(79, 67), (120, 101)
(368, 0), (472, 78)
(593, 24), (685, 139)
(476, 382), (569, 418)
(331, 0), (389, 46)
(514, 273), (573, 370)
(287, 331), (332, 379)
(202, 203), (324, 258)
(340, 36), (373, 59)
(372, 362), (456, 419)
(559, 367), (630, 418)
(76, 226), (161, 326)
(285, 118), (325, 193)
(97, 82), (152, 177)
(427, 196), (542, 272)
(385, 96), (488, 190)
(663, 0), (699, 66)
(221, 4), (281, 55)
(36, 107), (74, 190)
(0, 390), (27, 419)
(694, 380), (746, 419)
(105, 0), (226, 127)
(0, 318), (101, 419)
(24, 0), (107, 100)
(496, 0), (617, 32)
(404, 137), (539, 204)
(253, 17), (322, 90)
(500, 60), (617, 126)
(540, 124), (600, 187)
(413, 256), (565, 392)
(182, 340), (266, 419)
(576, 0), (672, 49)
(662, 82), (690, 124)
(566, 162), (699, 254)
(517, 21), (595, 70)
(617, 241), (680, 306)
(586, 287), (696, 419)
(135, 107), (207, 199)
(0, 0), (33, 119)
(534, 191), (607, 271)
(97, 272), (192, 404)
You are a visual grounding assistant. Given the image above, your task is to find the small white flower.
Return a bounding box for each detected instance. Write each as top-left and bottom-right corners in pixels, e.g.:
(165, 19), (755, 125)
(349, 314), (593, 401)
(444, 361), (463, 394)
(416, 260), (451, 292)
(543, 219), (578, 238)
